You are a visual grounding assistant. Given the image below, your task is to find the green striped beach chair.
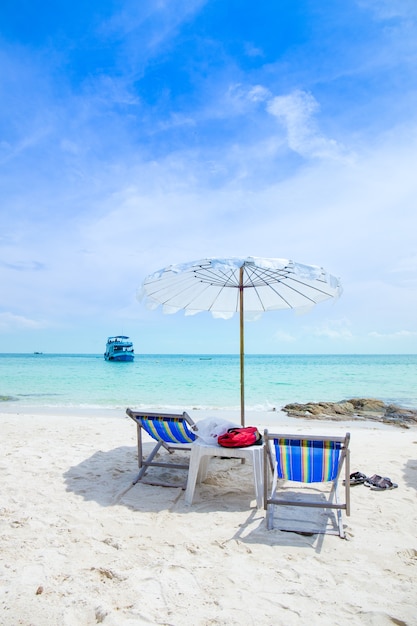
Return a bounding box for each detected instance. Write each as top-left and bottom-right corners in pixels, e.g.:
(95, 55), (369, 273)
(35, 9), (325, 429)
(264, 431), (350, 538)
(126, 409), (198, 487)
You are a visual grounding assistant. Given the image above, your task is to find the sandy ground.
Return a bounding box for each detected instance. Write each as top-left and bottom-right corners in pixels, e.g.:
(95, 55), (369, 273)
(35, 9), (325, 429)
(0, 407), (416, 625)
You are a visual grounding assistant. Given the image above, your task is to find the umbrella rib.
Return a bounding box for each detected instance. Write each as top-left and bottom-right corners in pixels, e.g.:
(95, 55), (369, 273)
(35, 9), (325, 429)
(191, 264), (241, 311)
(276, 274), (336, 301)
(243, 266), (334, 307)
(243, 266), (296, 308)
(242, 268), (268, 311)
(195, 265), (240, 288)
(147, 281), (214, 310)
(146, 266), (240, 311)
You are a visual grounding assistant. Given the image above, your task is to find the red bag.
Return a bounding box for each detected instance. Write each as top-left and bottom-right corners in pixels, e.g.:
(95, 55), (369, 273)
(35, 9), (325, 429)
(217, 426), (262, 448)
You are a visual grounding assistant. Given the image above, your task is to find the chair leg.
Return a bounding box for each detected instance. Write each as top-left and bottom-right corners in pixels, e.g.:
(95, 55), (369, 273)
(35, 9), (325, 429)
(336, 508), (345, 539)
(328, 481), (338, 505)
(132, 441), (163, 485)
(266, 502), (275, 530)
(132, 465), (148, 485)
(137, 423), (143, 468)
(330, 488), (346, 538)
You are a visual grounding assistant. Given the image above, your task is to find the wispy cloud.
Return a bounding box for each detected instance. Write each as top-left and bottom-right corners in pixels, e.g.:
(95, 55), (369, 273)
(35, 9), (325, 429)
(369, 330), (417, 339)
(0, 312), (46, 331)
(273, 330), (296, 343)
(266, 90), (349, 160)
(356, 0), (417, 20)
(311, 319), (354, 341)
(0, 260), (45, 271)
(99, 0), (209, 73)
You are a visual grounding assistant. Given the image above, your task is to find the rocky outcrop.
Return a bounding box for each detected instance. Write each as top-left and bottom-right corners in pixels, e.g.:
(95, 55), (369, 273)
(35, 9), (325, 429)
(282, 398), (417, 428)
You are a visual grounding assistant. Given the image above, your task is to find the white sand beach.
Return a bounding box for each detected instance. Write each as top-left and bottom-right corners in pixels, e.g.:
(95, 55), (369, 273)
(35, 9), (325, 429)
(1, 407), (416, 625)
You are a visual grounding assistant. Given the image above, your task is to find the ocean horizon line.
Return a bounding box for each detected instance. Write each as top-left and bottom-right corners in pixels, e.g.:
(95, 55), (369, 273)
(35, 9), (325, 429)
(2, 352), (417, 357)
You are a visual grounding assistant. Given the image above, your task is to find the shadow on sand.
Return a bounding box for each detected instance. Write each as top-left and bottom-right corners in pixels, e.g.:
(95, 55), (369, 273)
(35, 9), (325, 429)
(63, 443), (337, 552)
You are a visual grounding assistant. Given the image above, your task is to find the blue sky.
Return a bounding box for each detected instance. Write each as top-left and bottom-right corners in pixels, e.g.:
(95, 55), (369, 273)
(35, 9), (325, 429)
(1, 0), (417, 354)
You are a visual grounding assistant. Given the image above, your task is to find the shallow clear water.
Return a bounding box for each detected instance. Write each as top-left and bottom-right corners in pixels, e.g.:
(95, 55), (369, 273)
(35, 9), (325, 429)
(1, 353), (416, 412)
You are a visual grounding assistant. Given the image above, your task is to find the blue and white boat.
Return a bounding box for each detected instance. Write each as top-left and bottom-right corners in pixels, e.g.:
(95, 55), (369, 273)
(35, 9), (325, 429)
(104, 336), (134, 362)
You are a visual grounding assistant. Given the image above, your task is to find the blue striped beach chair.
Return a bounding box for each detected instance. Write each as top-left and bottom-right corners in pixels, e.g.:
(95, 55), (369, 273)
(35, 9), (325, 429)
(263, 431), (350, 538)
(126, 409), (198, 487)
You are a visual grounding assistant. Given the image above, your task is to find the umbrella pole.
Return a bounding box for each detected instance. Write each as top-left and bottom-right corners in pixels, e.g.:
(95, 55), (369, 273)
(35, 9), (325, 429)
(239, 267), (245, 427)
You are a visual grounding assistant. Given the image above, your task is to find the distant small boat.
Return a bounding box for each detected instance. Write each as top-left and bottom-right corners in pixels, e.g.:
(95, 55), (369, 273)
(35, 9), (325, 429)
(104, 336), (134, 362)
(33, 351), (43, 355)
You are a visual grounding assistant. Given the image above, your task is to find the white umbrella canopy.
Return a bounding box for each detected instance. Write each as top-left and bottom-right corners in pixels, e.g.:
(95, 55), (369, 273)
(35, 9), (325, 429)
(139, 257), (342, 425)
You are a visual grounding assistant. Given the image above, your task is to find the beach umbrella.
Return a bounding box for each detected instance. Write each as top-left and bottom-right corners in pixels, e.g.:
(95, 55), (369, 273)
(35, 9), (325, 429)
(139, 257), (342, 426)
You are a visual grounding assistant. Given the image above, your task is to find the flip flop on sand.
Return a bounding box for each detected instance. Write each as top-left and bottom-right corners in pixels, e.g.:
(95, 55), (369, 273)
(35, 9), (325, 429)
(364, 474), (398, 490)
(348, 471), (367, 485)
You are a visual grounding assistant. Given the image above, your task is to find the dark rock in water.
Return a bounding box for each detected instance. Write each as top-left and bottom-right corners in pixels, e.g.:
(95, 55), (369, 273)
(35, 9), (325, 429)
(282, 398), (417, 428)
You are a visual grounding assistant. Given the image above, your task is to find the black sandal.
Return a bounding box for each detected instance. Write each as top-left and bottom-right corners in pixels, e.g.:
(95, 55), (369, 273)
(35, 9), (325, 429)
(364, 474), (398, 490)
(349, 471), (367, 485)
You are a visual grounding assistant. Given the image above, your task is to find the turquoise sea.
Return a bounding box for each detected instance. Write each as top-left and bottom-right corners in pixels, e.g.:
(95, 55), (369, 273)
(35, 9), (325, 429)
(1, 353), (417, 412)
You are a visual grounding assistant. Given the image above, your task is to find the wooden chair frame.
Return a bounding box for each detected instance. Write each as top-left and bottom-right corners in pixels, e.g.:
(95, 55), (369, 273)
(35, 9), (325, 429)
(264, 430), (350, 538)
(126, 409), (197, 488)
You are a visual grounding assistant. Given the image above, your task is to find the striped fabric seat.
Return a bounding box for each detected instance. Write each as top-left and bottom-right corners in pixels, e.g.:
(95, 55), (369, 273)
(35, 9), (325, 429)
(126, 409), (197, 488)
(140, 416), (196, 445)
(274, 438), (342, 483)
(264, 431), (350, 538)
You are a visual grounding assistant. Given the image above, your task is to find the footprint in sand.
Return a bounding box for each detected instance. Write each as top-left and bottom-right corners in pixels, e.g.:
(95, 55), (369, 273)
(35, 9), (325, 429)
(397, 548), (417, 564)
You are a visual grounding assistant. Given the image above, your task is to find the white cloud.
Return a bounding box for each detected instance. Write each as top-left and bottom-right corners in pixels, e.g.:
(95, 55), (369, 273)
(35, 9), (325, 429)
(0, 312), (46, 331)
(86, 75), (141, 106)
(247, 85), (271, 103)
(356, 0), (417, 19)
(391, 255), (417, 273)
(369, 330), (417, 339)
(310, 319), (354, 341)
(244, 43), (264, 58)
(266, 90), (348, 160)
(273, 330), (296, 343)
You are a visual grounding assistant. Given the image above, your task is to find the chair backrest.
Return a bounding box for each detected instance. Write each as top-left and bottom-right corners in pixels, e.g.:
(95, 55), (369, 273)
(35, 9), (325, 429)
(130, 411), (197, 445)
(269, 433), (350, 483)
